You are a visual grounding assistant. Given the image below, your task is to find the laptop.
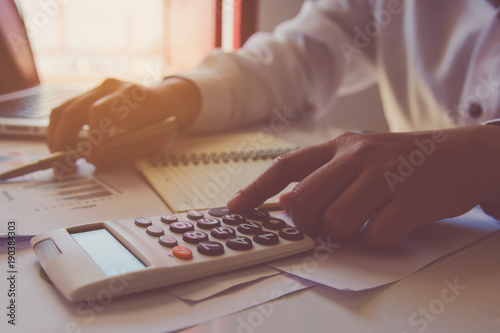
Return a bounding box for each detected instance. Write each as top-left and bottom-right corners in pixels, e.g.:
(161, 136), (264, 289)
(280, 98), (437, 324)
(0, 0), (85, 137)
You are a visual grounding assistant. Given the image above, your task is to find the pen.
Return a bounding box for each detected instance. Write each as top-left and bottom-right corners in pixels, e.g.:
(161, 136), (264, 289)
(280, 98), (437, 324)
(0, 116), (178, 181)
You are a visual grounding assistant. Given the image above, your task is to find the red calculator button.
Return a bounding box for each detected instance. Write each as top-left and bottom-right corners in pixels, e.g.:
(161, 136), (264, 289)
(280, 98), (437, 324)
(172, 246), (193, 259)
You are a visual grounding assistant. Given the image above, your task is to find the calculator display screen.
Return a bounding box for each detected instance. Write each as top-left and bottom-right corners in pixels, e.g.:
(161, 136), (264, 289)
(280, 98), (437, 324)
(71, 229), (145, 276)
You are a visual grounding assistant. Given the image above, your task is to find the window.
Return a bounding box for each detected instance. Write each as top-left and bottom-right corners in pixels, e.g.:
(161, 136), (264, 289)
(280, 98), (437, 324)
(19, 0), (257, 85)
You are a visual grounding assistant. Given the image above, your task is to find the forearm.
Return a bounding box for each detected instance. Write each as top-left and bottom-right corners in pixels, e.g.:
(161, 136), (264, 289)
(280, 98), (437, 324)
(153, 77), (201, 130)
(179, 0), (377, 133)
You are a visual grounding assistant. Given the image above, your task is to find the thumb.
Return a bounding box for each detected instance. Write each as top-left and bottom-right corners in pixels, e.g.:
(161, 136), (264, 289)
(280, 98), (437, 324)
(279, 191), (292, 213)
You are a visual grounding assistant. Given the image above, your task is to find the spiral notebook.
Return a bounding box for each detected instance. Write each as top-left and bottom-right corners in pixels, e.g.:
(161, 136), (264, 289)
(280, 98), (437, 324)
(134, 132), (299, 212)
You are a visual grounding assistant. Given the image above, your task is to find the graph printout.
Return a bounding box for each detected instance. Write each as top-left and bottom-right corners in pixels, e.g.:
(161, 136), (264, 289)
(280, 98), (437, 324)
(0, 140), (168, 237)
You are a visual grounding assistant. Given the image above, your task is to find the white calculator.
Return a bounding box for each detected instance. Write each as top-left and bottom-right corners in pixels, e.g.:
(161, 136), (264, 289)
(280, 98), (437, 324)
(31, 207), (315, 301)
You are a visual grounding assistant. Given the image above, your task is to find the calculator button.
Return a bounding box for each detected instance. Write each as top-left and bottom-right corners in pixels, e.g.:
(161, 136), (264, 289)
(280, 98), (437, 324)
(263, 217), (286, 230)
(237, 222), (262, 235)
(159, 235), (178, 247)
(160, 214), (178, 224)
(222, 214), (246, 225)
(169, 221), (195, 233)
(209, 206), (231, 217)
(134, 217), (152, 227)
(279, 227), (304, 241)
(253, 231), (280, 245)
(146, 225), (165, 237)
(197, 218), (221, 229)
(197, 241), (224, 256)
(187, 210), (204, 220)
(172, 246), (193, 259)
(210, 226), (236, 239)
(226, 236), (253, 251)
(183, 230), (209, 244)
(245, 208), (270, 221)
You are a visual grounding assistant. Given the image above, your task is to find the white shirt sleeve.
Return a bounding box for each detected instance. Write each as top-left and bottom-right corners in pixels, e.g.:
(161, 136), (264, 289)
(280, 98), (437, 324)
(180, 0), (378, 133)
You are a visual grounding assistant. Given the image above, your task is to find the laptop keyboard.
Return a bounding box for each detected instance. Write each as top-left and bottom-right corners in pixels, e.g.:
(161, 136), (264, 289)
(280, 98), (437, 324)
(0, 88), (78, 119)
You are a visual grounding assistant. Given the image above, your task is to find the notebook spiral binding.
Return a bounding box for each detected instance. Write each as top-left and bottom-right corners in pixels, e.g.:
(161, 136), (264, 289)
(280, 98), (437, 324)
(149, 147), (297, 167)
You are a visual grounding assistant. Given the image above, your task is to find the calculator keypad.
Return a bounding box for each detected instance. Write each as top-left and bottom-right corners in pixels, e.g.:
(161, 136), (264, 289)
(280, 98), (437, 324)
(211, 226), (236, 239)
(135, 217), (152, 227)
(197, 218), (221, 229)
(159, 235), (178, 247)
(279, 227), (304, 241)
(146, 225), (165, 237)
(187, 210), (204, 220)
(244, 208), (270, 221)
(222, 214), (245, 225)
(226, 236), (253, 251)
(183, 230), (209, 244)
(169, 221), (195, 233)
(134, 207), (310, 260)
(208, 206), (231, 217)
(237, 222), (262, 235)
(253, 231), (280, 245)
(172, 246), (193, 259)
(160, 214), (178, 224)
(197, 241), (224, 256)
(263, 217), (286, 230)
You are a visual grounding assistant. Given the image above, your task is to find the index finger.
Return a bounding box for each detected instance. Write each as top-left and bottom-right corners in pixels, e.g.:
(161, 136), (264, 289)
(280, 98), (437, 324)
(227, 142), (335, 212)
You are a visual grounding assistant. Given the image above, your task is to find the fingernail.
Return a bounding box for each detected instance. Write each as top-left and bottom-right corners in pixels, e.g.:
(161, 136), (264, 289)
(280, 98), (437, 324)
(227, 190), (242, 209)
(279, 193), (291, 213)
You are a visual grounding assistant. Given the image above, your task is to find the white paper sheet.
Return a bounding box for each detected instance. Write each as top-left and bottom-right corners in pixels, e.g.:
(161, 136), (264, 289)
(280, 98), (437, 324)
(184, 232), (500, 333)
(269, 206), (500, 291)
(167, 265), (281, 302)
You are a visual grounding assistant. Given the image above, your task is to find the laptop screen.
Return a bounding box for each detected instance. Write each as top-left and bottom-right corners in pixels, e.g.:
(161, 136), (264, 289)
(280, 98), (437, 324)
(0, 0), (40, 95)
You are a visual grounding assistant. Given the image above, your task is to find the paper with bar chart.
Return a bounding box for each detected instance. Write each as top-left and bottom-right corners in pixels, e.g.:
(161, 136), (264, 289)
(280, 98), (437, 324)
(12, 174), (116, 211)
(0, 139), (169, 238)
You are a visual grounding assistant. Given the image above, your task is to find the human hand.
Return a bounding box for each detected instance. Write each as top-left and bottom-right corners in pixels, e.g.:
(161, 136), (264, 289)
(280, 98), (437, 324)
(47, 77), (201, 167)
(227, 126), (500, 247)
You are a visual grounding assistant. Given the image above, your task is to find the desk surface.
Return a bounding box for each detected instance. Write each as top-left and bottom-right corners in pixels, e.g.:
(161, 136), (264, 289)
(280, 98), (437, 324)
(2, 122), (499, 333)
(180, 121), (500, 332)
(185, 231), (500, 333)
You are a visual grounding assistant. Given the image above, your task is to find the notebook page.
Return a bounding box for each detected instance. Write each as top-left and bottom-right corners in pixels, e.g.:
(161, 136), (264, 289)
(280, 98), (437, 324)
(134, 132), (298, 212)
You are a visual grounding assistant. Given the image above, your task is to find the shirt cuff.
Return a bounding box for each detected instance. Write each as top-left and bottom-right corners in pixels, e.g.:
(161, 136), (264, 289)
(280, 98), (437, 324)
(172, 65), (232, 134)
(480, 118), (500, 220)
(483, 118), (500, 126)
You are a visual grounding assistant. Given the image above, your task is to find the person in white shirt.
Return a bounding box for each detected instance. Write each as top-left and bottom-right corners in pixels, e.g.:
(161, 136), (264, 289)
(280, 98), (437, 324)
(47, 0), (500, 247)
